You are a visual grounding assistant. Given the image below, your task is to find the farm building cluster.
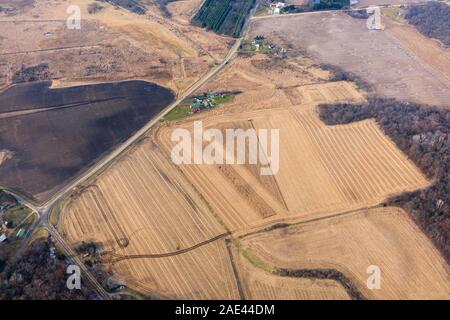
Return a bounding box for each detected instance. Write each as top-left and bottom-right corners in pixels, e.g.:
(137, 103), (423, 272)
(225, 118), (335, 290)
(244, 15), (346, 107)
(269, 2), (286, 15)
(241, 36), (280, 54)
(251, 36), (275, 52)
(190, 93), (228, 113)
(267, 0), (357, 15)
(0, 213), (28, 244)
(0, 191), (31, 245)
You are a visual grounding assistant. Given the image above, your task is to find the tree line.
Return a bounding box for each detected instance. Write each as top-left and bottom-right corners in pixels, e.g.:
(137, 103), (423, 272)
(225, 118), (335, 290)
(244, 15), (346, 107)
(192, 0), (256, 37)
(405, 2), (450, 46)
(0, 239), (99, 299)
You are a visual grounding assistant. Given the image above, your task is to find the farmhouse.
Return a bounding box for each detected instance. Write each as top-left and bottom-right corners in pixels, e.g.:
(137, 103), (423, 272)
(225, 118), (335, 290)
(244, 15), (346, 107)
(269, 2), (286, 15)
(16, 228), (26, 238)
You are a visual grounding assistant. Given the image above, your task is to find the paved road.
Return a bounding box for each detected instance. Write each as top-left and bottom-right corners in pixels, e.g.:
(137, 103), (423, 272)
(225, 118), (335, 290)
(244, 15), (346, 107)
(45, 225), (112, 300)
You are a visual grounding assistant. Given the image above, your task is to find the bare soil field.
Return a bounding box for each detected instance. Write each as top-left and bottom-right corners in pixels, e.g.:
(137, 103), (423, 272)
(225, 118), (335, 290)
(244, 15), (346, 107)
(249, 12), (450, 106)
(0, 0), (232, 94)
(230, 245), (351, 300)
(0, 80), (174, 202)
(240, 207), (450, 299)
(386, 22), (450, 83)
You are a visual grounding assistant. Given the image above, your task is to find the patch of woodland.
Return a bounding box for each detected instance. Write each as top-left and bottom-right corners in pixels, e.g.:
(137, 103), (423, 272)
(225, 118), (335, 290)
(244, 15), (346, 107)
(153, 0), (178, 17)
(0, 239), (99, 299)
(11, 63), (51, 84)
(346, 9), (369, 19)
(98, 0), (146, 15)
(0, 0), (34, 16)
(405, 2), (450, 46)
(88, 2), (105, 14)
(192, 0), (256, 37)
(277, 268), (366, 300)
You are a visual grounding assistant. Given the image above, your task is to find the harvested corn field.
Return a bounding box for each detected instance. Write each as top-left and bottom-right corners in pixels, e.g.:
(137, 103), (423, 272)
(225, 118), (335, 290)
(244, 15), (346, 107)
(59, 138), (226, 255)
(292, 81), (366, 107)
(111, 240), (240, 299)
(257, 109), (429, 215)
(58, 137), (242, 298)
(240, 207), (450, 300)
(156, 81), (429, 232)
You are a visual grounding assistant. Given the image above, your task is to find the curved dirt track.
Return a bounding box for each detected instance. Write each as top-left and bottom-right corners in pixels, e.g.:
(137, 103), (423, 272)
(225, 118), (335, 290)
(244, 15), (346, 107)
(107, 232), (230, 263)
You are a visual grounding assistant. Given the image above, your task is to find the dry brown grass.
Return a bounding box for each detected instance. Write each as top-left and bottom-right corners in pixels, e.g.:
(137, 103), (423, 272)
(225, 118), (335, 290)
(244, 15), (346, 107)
(198, 53), (331, 95)
(0, 0), (231, 94)
(166, 0), (203, 23)
(355, 0), (423, 8)
(241, 207), (450, 299)
(0, 151), (10, 165)
(286, 0), (310, 5)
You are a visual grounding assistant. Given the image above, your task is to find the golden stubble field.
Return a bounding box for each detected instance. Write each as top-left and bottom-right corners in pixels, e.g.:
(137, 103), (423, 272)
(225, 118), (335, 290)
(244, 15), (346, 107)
(156, 58), (430, 232)
(59, 134), (241, 299)
(240, 207), (450, 299)
(111, 240), (240, 299)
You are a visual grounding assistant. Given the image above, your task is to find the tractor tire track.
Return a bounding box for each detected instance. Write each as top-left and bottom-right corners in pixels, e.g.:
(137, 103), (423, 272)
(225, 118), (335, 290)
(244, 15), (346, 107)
(107, 232), (230, 263)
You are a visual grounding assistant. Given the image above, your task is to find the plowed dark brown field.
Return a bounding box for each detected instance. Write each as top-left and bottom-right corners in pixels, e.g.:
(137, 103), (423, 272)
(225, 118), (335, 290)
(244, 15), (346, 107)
(0, 80), (174, 201)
